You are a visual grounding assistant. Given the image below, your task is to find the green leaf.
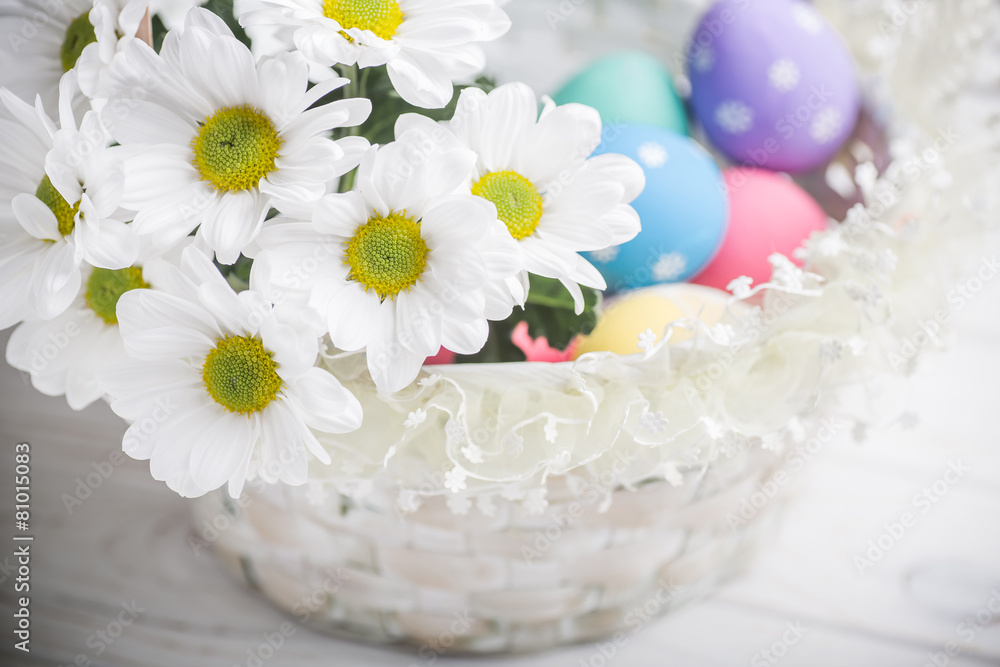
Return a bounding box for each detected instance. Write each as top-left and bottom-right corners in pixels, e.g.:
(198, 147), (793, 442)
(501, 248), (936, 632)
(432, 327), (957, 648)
(456, 276), (601, 364)
(150, 13), (167, 53)
(322, 66), (496, 145)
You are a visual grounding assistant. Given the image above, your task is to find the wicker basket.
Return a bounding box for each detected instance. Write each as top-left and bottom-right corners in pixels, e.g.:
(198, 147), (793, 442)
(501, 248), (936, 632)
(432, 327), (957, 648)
(192, 440), (784, 653)
(190, 0), (996, 655)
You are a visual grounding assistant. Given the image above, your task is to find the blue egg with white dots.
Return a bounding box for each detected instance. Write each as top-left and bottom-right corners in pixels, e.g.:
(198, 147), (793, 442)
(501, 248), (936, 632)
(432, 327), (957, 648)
(587, 125), (728, 290)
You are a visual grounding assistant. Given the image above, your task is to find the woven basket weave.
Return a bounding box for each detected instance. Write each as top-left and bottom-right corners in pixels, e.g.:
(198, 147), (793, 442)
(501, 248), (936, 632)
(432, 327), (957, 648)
(190, 0), (995, 655)
(191, 443), (783, 653)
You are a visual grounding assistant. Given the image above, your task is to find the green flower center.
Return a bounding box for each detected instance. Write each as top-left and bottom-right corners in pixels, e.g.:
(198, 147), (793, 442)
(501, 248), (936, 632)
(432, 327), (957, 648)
(192, 105), (283, 193)
(323, 0), (404, 40)
(202, 335), (282, 415)
(471, 171), (544, 240)
(345, 211), (428, 301)
(61, 12), (97, 72)
(36, 175), (80, 237)
(85, 267), (150, 325)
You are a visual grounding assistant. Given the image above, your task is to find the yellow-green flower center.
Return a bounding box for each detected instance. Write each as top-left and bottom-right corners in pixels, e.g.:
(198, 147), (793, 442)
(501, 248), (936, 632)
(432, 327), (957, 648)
(345, 211), (428, 301)
(202, 335), (282, 415)
(192, 105), (282, 193)
(85, 267), (150, 326)
(35, 175), (80, 237)
(471, 171), (544, 240)
(61, 12), (97, 72)
(323, 0), (404, 40)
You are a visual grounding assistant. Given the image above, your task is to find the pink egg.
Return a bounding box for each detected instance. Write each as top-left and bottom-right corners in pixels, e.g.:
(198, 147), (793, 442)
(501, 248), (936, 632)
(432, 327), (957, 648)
(424, 347), (456, 365)
(692, 168), (827, 290)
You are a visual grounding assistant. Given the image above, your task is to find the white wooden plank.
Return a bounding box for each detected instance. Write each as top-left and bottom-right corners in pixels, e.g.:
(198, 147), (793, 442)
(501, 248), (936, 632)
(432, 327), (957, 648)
(1, 256), (998, 666)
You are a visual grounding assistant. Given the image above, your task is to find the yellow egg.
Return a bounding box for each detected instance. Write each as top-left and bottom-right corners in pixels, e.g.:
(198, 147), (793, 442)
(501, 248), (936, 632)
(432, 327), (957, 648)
(573, 284), (736, 358)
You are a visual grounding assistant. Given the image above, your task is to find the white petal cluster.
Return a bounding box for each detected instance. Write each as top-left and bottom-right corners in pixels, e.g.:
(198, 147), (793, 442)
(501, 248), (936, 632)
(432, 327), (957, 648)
(238, 0), (511, 108)
(0, 2), (644, 499)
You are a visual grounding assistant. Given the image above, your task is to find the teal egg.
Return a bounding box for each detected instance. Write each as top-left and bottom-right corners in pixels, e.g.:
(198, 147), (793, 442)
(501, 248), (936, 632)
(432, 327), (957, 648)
(553, 52), (688, 135)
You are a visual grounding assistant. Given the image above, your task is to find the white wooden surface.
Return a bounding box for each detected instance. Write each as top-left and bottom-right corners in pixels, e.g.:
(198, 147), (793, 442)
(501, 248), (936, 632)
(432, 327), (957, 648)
(3, 2), (1000, 664)
(0, 269), (997, 667)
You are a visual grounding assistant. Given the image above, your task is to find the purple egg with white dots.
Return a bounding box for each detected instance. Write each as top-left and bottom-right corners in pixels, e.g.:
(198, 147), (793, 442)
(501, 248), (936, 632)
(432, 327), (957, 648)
(687, 0), (860, 174)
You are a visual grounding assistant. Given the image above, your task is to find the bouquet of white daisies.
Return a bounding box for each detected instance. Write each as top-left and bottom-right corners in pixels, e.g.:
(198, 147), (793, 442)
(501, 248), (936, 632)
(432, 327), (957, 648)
(0, 0), (644, 498)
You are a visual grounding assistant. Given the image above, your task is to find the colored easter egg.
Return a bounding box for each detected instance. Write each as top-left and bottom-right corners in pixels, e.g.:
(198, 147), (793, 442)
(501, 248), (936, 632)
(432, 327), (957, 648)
(585, 125), (728, 290)
(687, 0), (860, 173)
(573, 283), (738, 357)
(554, 51), (688, 134)
(424, 347), (455, 365)
(692, 168), (828, 290)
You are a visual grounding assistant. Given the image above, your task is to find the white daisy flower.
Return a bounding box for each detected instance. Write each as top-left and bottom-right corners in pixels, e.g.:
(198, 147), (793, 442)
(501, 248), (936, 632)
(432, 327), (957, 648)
(75, 0), (154, 101)
(101, 8), (372, 264)
(252, 129), (523, 393)
(0, 0), (155, 111)
(4, 246), (185, 410)
(395, 82), (644, 313)
(237, 0), (511, 109)
(0, 0), (94, 111)
(149, 0), (204, 29)
(0, 71), (137, 328)
(102, 245), (363, 498)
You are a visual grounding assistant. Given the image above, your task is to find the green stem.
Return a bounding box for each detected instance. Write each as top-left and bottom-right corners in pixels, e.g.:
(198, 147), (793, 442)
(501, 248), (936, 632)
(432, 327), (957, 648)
(525, 291), (575, 310)
(334, 63), (364, 193)
(338, 168), (357, 193)
(358, 66), (371, 100)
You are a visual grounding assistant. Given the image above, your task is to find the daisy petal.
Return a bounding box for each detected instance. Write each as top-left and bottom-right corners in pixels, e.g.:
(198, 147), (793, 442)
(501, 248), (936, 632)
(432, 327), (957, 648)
(189, 411), (259, 492)
(201, 192), (266, 265)
(441, 317), (489, 356)
(287, 367), (363, 434)
(11, 193), (59, 241)
(116, 289), (221, 357)
(318, 282), (380, 352)
(32, 243), (80, 320)
(258, 401), (311, 483)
